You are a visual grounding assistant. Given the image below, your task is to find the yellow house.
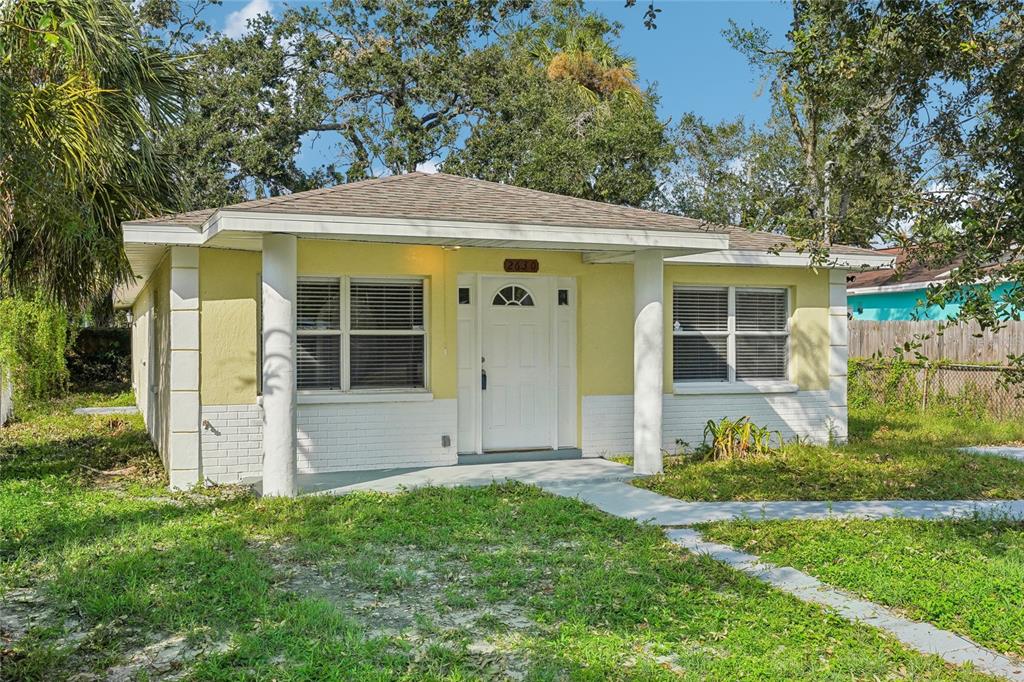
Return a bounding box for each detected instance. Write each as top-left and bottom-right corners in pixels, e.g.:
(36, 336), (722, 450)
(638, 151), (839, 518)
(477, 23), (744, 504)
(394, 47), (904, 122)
(116, 172), (888, 493)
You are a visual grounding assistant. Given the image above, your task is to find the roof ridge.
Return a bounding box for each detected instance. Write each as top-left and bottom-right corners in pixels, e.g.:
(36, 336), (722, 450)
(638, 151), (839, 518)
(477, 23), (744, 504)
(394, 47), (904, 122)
(431, 172), (723, 233)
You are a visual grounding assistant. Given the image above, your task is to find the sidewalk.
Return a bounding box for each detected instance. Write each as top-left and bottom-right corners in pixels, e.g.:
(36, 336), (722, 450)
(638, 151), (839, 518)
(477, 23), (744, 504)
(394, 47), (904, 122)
(542, 481), (1024, 524)
(541, 479), (1024, 681)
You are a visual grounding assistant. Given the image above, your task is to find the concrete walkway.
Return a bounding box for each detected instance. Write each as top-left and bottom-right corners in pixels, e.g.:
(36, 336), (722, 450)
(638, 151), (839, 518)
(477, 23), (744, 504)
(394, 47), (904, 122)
(537, 479), (1024, 680)
(72, 406), (139, 416)
(963, 446), (1024, 463)
(542, 481), (1024, 524)
(667, 528), (1024, 681)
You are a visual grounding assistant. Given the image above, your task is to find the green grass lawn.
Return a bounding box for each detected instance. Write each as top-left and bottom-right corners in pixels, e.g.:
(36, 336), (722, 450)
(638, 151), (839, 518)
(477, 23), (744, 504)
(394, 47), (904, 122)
(701, 518), (1024, 661)
(631, 406), (1024, 501)
(0, 389), (1002, 680)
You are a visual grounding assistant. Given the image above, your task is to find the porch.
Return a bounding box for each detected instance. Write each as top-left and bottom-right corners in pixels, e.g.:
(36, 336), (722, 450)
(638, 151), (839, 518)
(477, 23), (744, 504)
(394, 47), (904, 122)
(248, 456), (635, 496)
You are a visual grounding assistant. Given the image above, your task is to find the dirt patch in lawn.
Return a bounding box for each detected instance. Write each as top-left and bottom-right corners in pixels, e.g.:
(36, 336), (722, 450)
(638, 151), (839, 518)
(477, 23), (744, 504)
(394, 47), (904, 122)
(262, 541), (542, 680)
(0, 587), (227, 681)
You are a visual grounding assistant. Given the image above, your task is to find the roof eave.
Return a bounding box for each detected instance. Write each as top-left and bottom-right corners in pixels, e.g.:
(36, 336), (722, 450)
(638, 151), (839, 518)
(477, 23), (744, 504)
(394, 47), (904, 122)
(124, 208), (731, 252)
(667, 251), (895, 269)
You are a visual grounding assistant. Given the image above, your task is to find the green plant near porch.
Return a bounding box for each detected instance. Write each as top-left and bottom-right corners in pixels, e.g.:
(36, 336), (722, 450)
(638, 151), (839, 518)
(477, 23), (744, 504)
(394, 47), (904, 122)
(699, 416), (783, 461)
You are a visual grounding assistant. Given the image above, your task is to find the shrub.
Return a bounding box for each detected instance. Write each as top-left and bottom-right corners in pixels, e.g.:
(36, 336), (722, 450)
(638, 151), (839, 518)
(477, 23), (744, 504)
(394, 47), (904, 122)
(0, 296), (73, 399)
(700, 416), (782, 461)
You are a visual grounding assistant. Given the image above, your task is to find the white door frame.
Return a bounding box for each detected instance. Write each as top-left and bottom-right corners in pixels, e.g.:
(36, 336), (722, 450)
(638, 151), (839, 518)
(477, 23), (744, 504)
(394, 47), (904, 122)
(457, 273), (576, 454)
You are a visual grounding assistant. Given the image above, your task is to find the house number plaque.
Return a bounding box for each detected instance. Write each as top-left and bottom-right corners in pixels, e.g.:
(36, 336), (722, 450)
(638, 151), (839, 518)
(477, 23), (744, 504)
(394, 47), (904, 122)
(503, 259), (539, 273)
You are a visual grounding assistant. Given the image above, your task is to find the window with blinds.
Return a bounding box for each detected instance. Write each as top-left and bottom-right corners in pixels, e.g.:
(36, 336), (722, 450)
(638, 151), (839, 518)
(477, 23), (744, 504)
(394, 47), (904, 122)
(296, 278), (342, 390)
(672, 286), (789, 383)
(735, 288), (788, 380)
(295, 277), (426, 391)
(673, 288), (729, 381)
(350, 280), (425, 389)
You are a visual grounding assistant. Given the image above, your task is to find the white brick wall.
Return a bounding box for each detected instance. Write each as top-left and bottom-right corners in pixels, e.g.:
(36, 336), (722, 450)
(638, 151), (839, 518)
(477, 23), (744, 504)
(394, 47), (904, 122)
(296, 399), (458, 473)
(168, 247), (201, 489)
(828, 269), (850, 443)
(581, 390), (840, 457)
(199, 399), (458, 483)
(201, 404), (264, 483)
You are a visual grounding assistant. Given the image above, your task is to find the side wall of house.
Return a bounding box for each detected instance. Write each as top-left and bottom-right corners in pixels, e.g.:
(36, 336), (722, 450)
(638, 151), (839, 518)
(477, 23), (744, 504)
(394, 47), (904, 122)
(131, 253), (171, 465)
(194, 241), (844, 482)
(849, 282), (1018, 322)
(198, 249), (263, 482)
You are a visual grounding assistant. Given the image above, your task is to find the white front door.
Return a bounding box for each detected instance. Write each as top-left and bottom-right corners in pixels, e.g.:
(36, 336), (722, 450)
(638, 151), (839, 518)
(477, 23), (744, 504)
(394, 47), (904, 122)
(481, 279), (552, 450)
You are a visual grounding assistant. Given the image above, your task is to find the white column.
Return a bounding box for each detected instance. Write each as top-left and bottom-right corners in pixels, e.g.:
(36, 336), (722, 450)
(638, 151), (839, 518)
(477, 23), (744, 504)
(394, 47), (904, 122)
(262, 233), (298, 497)
(828, 269), (850, 443)
(633, 249), (665, 475)
(168, 246), (201, 489)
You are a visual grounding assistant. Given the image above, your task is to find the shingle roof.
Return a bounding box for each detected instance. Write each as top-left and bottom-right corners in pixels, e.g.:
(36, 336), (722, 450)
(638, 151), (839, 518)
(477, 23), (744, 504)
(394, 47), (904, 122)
(847, 248), (992, 289)
(129, 171), (878, 257)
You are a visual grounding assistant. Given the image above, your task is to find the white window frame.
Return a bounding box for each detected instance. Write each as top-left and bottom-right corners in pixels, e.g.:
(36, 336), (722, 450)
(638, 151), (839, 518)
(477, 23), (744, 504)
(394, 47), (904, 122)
(672, 285), (796, 394)
(296, 275), (429, 395)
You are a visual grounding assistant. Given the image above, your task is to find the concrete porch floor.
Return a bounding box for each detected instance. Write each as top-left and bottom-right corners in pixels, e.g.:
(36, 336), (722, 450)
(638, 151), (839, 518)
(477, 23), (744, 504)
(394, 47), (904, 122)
(247, 457), (635, 496)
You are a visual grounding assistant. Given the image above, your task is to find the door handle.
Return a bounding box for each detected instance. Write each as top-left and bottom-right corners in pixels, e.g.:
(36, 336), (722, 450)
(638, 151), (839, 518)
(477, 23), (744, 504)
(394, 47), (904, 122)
(481, 369), (487, 390)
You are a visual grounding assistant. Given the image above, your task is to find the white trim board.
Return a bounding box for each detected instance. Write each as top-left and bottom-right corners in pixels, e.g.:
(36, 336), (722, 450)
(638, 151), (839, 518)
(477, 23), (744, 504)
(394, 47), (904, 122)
(125, 210), (731, 252)
(667, 251), (895, 269)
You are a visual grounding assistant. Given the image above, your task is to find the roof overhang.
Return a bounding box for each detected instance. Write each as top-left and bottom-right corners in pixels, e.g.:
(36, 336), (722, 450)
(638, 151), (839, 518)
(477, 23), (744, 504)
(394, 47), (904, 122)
(124, 209), (731, 252)
(114, 243), (170, 309)
(117, 208), (893, 307)
(666, 250), (896, 269)
(117, 209), (730, 307)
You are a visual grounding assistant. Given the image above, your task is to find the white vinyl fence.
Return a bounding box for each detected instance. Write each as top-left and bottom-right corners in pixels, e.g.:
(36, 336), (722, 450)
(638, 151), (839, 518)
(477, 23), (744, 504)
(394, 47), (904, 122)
(0, 370), (12, 426)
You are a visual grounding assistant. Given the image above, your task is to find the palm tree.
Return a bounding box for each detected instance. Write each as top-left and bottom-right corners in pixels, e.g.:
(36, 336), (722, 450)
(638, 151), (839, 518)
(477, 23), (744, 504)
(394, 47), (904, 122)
(0, 0), (186, 311)
(532, 16), (643, 105)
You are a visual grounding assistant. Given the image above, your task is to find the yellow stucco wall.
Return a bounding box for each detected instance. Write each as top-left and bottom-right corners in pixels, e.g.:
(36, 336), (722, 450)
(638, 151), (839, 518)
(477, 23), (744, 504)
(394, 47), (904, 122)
(196, 241), (831, 405)
(199, 249), (261, 404)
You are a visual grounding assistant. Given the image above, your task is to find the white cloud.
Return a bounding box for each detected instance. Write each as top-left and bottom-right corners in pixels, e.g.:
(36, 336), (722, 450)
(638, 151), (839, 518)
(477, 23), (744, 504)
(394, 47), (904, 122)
(224, 0), (273, 39)
(415, 160), (439, 174)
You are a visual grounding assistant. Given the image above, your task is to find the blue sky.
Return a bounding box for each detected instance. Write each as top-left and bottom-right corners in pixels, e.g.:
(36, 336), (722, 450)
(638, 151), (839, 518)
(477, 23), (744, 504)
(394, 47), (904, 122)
(584, 0), (791, 124)
(206, 0), (793, 170)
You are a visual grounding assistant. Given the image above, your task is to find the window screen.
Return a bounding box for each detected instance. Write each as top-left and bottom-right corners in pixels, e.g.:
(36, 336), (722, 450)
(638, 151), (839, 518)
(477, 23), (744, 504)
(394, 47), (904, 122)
(297, 335), (341, 390)
(297, 278), (340, 330)
(735, 289), (788, 380)
(350, 280), (424, 331)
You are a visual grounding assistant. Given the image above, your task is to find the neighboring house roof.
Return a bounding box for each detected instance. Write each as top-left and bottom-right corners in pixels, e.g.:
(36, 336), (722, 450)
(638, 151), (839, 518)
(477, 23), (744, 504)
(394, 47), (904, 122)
(126, 172), (880, 258)
(847, 248), (971, 294)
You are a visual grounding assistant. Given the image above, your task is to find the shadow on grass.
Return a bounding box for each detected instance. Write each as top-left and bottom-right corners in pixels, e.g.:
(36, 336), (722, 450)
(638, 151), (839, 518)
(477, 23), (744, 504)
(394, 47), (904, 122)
(1, 390), (1003, 679)
(4, 483), (996, 680)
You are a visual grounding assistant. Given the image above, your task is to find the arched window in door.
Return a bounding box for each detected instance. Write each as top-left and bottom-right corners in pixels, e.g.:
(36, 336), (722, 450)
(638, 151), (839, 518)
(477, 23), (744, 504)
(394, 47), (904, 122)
(492, 285), (535, 306)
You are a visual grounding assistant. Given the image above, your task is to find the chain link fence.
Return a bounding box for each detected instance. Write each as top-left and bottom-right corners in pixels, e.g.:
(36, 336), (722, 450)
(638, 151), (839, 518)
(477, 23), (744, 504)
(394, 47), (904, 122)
(850, 360), (1024, 419)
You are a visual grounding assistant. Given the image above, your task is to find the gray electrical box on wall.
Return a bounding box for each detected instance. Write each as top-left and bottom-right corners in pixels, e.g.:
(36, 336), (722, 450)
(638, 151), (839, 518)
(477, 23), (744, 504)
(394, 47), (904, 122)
(441, 435), (451, 448)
